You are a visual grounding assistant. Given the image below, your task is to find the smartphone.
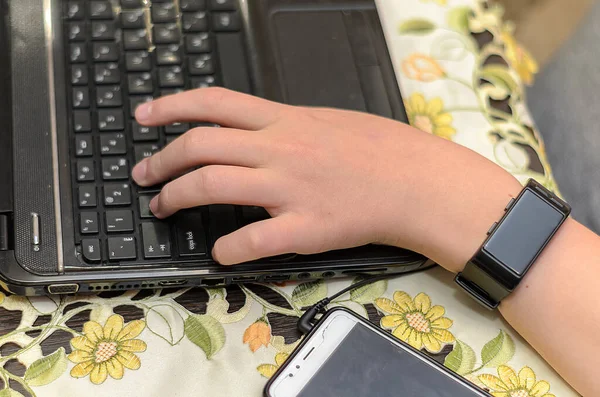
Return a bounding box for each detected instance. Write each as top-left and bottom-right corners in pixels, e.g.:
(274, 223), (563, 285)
(264, 307), (491, 397)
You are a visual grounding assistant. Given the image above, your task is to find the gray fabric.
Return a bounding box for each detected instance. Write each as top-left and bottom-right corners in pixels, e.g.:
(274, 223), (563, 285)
(527, 2), (600, 234)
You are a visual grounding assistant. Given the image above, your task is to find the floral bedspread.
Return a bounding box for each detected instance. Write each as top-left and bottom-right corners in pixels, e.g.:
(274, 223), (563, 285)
(0, 1), (578, 396)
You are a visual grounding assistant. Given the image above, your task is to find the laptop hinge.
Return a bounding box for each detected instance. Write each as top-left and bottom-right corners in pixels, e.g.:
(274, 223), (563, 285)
(0, 214), (12, 251)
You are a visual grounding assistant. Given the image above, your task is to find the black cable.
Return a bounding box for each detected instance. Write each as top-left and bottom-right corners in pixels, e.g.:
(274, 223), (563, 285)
(297, 267), (432, 334)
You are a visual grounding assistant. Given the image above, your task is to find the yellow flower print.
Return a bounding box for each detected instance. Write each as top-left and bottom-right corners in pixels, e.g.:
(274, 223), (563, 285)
(501, 30), (539, 86)
(68, 314), (147, 384)
(479, 365), (555, 397)
(257, 352), (289, 379)
(375, 291), (455, 352)
(402, 53), (446, 82)
(404, 93), (456, 140)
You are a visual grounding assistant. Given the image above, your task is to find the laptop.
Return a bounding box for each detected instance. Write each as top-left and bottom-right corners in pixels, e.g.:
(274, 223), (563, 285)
(0, 0), (430, 296)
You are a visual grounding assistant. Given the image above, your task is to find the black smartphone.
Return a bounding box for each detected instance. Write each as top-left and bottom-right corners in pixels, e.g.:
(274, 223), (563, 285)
(264, 307), (491, 397)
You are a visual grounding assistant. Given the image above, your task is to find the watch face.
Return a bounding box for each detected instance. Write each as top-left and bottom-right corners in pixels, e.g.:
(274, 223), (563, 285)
(484, 190), (565, 275)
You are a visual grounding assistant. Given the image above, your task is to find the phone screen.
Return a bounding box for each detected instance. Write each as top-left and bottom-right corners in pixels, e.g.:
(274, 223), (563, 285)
(297, 322), (482, 397)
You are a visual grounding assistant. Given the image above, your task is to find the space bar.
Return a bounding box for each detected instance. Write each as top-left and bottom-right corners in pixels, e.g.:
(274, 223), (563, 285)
(216, 33), (251, 94)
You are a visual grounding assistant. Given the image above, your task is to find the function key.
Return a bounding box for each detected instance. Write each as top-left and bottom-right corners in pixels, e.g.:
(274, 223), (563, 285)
(128, 73), (154, 94)
(142, 222), (172, 259)
(181, 0), (206, 12)
(69, 43), (87, 63)
(102, 158), (130, 180)
(185, 33), (211, 53)
(66, 1), (85, 20)
(96, 85), (123, 108)
(123, 29), (150, 51)
(75, 135), (93, 157)
(100, 133), (127, 154)
(138, 195), (155, 218)
(121, 10), (146, 29)
(126, 51), (151, 72)
(89, 1), (114, 20)
(82, 239), (102, 263)
(98, 109), (125, 131)
(212, 12), (241, 31)
(189, 54), (214, 75)
(129, 95), (154, 117)
(121, 0), (144, 9)
(104, 183), (132, 206)
(80, 212), (99, 234)
(78, 185), (97, 208)
(183, 11), (208, 32)
(153, 24), (181, 44)
(91, 21), (116, 41)
(156, 45), (182, 65)
(77, 160), (95, 182)
(132, 122), (159, 142)
(152, 3), (178, 23)
(108, 237), (137, 261)
(68, 22), (86, 41)
(72, 87), (90, 109)
(94, 62), (121, 84)
(158, 65), (184, 88)
(134, 143), (161, 163)
(210, 0), (236, 11)
(106, 210), (134, 233)
(71, 65), (88, 85)
(73, 110), (92, 133)
(93, 42), (119, 62)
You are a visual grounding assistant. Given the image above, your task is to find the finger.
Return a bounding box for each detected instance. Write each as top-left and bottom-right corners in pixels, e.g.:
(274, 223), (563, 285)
(135, 87), (286, 130)
(213, 214), (321, 265)
(132, 127), (267, 187)
(149, 166), (281, 218)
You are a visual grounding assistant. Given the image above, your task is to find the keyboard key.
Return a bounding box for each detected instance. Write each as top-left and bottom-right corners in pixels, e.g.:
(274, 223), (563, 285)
(108, 237), (137, 261)
(128, 73), (154, 94)
(96, 85), (123, 107)
(123, 30), (149, 50)
(161, 88), (184, 97)
(158, 66), (184, 88)
(104, 183), (132, 206)
(240, 206), (270, 225)
(152, 3), (178, 23)
(181, 0), (206, 12)
(106, 210), (134, 232)
(80, 212), (99, 234)
(82, 239), (102, 262)
(77, 160), (95, 182)
(121, 0), (144, 9)
(98, 109), (125, 131)
(89, 1), (114, 19)
(142, 222), (172, 258)
(183, 12), (208, 32)
(156, 45), (182, 65)
(154, 24), (181, 44)
(212, 12), (241, 31)
(93, 42), (119, 62)
(175, 210), (207, 256)
(129, 96), (154, 117)
(68, 22), (86, 41)
(210, 0), (236, 10)
(73, 110), (92, 132)
(72, 87), (90, 108)
(95, 62), (121, 84)
(100, 133), (127, 154)
(126, 51), (151, 71)
(134, 143), (160, 163)
(185, 33), (211, 53)
(217, 33), (251, 93)
(71, 65), (88, 85)
(138, 195), (155, 218)
(189, 54), (214, 75)
(91, 21), (116, 40)
(70, 43), (87, 63)
(164, 122), (190, 135)
(75, 135), (93, 157)
(208, 205), (238, 246)
(132, 122), (159, 141)
(102, 157), (129, 180)
(121, 10), (146, 29)
(78, 185), (97, 207)
(191, 75), (217, 88)
(67, 1), (85, 20)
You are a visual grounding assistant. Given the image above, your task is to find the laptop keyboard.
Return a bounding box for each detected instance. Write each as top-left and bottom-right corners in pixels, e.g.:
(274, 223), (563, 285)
(63, 0), (267, 266)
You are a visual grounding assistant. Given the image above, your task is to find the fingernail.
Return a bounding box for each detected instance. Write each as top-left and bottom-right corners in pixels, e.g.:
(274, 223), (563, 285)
(132, 158), (148, 183)
(149, 195), (159, 215)
(135, 102), (152, 121)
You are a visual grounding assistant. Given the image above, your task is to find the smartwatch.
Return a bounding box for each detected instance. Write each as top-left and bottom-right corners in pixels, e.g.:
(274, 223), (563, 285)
(455, 179), (571, 309)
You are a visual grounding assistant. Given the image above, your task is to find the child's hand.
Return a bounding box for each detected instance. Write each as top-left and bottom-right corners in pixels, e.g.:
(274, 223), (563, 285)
(132, 88), (521, 269)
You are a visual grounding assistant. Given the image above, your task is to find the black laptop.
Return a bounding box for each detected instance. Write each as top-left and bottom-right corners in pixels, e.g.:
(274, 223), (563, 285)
(0, 0), (429, 296)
